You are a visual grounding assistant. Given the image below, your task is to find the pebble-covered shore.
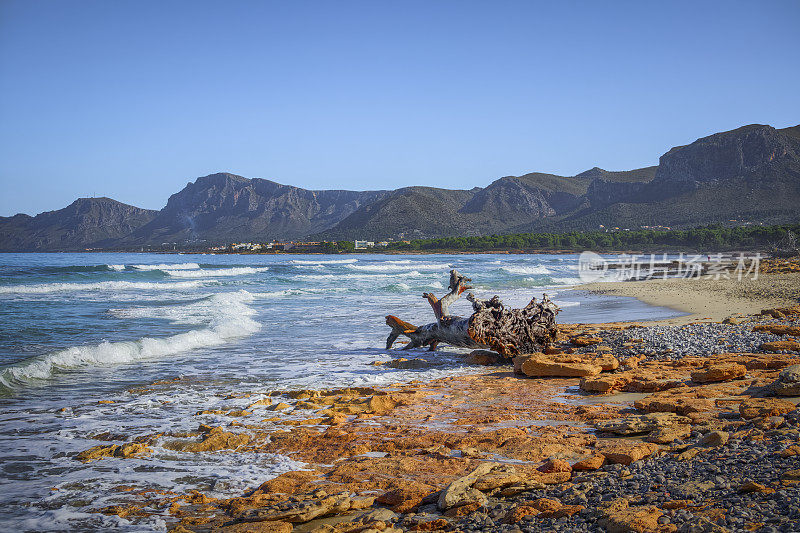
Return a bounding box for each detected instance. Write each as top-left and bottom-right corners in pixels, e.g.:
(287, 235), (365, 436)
(69, 299), (800, 533)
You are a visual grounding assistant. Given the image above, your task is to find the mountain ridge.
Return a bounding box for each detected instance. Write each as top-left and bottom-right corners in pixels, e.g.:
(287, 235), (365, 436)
(1, 123), (798, 251)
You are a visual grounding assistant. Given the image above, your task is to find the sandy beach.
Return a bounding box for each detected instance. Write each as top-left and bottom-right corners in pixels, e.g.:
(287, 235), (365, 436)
(581, 273), (800, 326)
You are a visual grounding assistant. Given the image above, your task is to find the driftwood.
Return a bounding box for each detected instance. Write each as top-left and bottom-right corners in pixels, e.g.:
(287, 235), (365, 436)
(385, 269), (560, 357)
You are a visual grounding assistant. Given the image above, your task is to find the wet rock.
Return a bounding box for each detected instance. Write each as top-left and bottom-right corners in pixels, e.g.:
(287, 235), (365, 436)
(437, 462), (497, 510)
(472, 465), (523, 491)
(580, 374), (629, 394)
(387, 358), (431, 369)
(768, 364), (800, 396)
(75, 442), (151, 462)
(182, 428), (250, 452)
(519, 356), (602, 378)
(464, 350), (503, 365)
(690, 363), (746, 383)
(739, 398), (796, 419)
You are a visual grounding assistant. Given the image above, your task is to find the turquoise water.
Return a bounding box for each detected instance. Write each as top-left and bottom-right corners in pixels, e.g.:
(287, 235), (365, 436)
(0, 252), (680, 531)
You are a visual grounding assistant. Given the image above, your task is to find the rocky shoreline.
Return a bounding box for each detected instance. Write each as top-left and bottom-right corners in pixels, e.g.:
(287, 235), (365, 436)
(65, 287), (800, 533)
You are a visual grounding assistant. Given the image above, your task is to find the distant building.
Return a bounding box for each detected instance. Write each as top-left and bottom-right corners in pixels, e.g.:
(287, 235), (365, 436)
(355, 240), (375, 249)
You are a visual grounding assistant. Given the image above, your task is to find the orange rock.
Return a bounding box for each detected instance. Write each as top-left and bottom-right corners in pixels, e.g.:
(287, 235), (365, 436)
(504, 505), (539, 524)
(572, 454), (605, 471)
(571, 336), (603, 347)
(739, 398), (797, 419)
(596, 441), (658, 465)
(599, 499), (666, 533)
(377, 486), (434, 513)
(410, 518), (448, 531)
(215, 521), (293, 533)
(761, 340), (800, 352)
(520, 356), (602, 378)
(443, 501), (481, 517)
(538, 458), (572, 474)
(527, 498), (562, 513)
(738, 481), (775, 494)
(691, 363), (746, 383)
(580, 374), (631, 394)
(753, 324), (800, 336)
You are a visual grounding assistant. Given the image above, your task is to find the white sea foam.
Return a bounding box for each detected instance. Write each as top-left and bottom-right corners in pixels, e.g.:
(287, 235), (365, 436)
(132, 262), (201, 271)
(501, 265), (551, 275)
(106, 264), (126, 271)
(163, 266), (269, 278)
(550, 276), (583, 285)
(345, 262), (450, 272)
(0, 280), (204, 295)
(0, 291), (259, 390)
(288, 259), (358, 265)
(294, 270), (428, 281)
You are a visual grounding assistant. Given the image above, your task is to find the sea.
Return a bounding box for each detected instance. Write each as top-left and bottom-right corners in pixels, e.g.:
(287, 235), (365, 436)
(0, 252), (682, 531)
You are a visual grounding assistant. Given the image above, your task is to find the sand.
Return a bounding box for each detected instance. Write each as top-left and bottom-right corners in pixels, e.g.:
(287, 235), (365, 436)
(581, 272), (800, 325)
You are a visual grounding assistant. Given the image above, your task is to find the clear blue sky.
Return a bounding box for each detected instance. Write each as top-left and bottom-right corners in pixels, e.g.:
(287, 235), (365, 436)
(1, 0), (798, 216)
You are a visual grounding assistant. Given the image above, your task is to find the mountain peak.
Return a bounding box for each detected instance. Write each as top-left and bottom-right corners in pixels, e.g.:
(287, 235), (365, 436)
(574, 167), (608, 179)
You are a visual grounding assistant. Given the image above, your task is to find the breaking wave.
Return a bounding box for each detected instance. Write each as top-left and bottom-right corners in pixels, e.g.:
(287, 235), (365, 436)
(501, 265), (552, 275)
(0, 280), (204, 295)
(163, 266), (269, 278)
(132, 263), (201, 271)
(0, 291), (260, 391)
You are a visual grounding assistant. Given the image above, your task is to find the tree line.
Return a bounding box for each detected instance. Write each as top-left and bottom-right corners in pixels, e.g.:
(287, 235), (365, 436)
(370, 224), (800, 253)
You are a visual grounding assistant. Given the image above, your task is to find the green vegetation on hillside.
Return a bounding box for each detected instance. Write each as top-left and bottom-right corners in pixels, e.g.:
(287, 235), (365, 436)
(377, 224), (800, 253)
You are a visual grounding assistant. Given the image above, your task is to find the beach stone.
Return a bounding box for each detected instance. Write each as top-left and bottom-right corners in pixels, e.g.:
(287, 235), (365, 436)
(236, 492), (352, 523)
(520, 356), (602, 378)
(596, 441), (658, 465)
(647, 424), (692, 444)
(691, 363), (746, 383)
(599, 498), (665, 533)
(472, 465), (524, 491)
(572, 454), (605, 470)
(594, 355), (620, 371)
(595, 412), (691, 436)
(760, 340), (800, 352)
(215, 521), (293, 533)
(75, 442), (151, 462)
(377, 486), (434, 513)
(183, 429), (250, 452)
(699, 430), (729, 447)
(437, 462), (497, 510)
(465, 350), (503, 365)
(768, 364), (800, 396)
(752, 324), (800, 336)
(571, 335), (603, 347)
(538, 458), (571, 473)
(386, 358), (430, 369)
(737, 481), (774, 494)
(739, 398), (796, 419)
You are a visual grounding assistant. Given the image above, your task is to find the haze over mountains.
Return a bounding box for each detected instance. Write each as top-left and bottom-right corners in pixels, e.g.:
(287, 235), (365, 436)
(2, 123), (799, 252)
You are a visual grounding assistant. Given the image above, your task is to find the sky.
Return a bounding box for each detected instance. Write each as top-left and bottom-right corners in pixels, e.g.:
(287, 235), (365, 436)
(0, 1), (798, 217)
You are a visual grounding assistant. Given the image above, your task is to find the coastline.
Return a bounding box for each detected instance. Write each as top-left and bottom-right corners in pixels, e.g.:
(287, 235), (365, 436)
(580, 273), (800, 326)
(91, 271), (800, 532)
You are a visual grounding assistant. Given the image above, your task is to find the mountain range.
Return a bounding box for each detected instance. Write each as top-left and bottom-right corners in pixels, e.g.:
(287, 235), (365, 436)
(1, 123), (799, 251)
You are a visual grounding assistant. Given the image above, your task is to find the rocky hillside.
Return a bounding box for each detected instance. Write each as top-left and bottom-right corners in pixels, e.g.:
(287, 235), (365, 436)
(0, 198), (158, 252)
(118, 172), (389, 245)
(1, 123), (798, 250)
